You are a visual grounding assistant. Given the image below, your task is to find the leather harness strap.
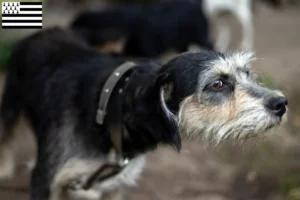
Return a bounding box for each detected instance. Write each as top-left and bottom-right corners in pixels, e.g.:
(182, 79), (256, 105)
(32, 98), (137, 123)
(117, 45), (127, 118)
(96, 61), (136, 125)
(96, 61), (137, 155)
(81, 61), (137, 190)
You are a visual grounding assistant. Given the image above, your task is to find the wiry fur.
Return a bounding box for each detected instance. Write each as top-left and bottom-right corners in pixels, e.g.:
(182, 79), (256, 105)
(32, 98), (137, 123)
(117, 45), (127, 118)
(0, 28), (287, 200)
(177, 52), (287, 143)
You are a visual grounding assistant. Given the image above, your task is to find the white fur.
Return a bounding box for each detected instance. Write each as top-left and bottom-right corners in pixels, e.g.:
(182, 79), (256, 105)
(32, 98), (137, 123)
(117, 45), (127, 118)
(0, 141), (16, 179)
(209, 51), (255, 74)
(202, 0), (253, 51)
(50, 155), (145, 200)
(160, 88), (178, 124)
(178, 52), (287, 143)
(0, 115), (34, 179)
(50, 89), (176, 200)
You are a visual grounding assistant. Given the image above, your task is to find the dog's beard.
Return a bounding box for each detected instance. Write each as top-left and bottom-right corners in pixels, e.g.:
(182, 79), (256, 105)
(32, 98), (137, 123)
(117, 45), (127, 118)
(178, 95), (287, 144)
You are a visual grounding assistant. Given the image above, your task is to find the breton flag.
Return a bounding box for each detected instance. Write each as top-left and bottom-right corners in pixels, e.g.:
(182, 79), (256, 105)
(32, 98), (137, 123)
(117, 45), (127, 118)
(1, 1), (42, 29)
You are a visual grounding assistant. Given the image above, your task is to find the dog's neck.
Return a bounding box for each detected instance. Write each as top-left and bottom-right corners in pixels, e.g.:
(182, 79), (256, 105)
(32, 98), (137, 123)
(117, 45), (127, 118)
(105, 64), (181, 156)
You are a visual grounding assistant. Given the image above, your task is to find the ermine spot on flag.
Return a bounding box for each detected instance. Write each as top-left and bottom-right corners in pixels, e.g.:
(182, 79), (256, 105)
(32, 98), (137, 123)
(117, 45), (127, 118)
(2, 1), (42, 29)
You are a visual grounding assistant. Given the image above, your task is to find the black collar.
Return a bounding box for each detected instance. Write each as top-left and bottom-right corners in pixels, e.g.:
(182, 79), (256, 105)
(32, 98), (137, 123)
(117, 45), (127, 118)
(82, 61), (137, 190)
(96, 61), (137, 155)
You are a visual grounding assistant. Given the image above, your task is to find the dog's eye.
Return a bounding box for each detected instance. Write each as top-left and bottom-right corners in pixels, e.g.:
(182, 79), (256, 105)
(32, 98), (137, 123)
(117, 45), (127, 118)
(211, 80), (224, 90)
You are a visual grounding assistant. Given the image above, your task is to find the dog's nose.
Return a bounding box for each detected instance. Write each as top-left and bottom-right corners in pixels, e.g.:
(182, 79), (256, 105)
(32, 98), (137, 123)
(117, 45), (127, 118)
(266, 97), (288, 117)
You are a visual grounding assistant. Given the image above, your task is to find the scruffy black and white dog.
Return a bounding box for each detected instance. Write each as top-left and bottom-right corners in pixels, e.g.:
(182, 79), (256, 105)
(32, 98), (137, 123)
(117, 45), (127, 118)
(0, 27), (287, 200)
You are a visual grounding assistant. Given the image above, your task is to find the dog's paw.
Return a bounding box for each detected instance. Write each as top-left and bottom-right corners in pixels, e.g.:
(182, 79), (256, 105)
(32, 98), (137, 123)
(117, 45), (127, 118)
(68, 189), (102, 200)
(68, 180), (83, 190)
(67, 180), (102, 200)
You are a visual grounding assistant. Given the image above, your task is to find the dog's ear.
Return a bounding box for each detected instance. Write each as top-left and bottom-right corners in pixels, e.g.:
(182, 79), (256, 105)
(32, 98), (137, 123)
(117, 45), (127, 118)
(122, 68), (181, 153)
(156, 72), (170, 85)
(154, 73), (181, 151)
(156, 73), (175, 113)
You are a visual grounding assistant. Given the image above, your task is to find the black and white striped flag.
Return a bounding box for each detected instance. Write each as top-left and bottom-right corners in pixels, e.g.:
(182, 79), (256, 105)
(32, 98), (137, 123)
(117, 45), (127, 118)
(2, 1), (42, 29)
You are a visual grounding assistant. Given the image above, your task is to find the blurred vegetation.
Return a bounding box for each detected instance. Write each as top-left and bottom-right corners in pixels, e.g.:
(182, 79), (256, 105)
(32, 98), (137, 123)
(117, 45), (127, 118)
(281, 175), (300, 197)
(258, 74), (277, 90)
(0, 41), (15, 70)
(288, 188), (300, 200)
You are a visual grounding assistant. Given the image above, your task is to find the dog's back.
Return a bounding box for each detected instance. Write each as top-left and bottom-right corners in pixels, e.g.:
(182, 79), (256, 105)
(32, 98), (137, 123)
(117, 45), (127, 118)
(0, 28), (89, 133)
(0, 28), (120, 180)
(0, 27), (161, 181)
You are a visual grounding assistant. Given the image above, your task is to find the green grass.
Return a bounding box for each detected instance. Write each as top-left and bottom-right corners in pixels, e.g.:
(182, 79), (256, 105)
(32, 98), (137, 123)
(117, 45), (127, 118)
(280, 175), (300, 199)
(0, 41), (15, 70)
(258, 74), (277, 89)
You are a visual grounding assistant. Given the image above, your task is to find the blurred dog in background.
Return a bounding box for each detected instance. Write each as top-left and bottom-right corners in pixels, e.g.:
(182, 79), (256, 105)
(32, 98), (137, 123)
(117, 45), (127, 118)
(71, 0), (254, 57)
(71, 0), (214, 58)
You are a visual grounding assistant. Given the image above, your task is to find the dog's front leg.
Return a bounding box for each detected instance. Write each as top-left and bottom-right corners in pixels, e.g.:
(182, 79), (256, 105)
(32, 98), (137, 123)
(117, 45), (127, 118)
(49, 158), (104, 200)
(66, 181), (127, 200)
(50, 178), (103, 200)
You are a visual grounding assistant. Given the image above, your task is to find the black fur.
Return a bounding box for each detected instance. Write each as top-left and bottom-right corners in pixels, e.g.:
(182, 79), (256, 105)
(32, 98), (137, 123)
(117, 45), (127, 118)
(0, 27), (221, 200)
(71, 0), (213, 58)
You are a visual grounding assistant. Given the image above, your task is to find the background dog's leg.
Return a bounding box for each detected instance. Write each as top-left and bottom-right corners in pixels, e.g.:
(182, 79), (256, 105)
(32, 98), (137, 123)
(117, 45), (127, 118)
(0, 115), (35, 180)
(0, 136), (16, 179)
(235, 8), (253, 51)
(0, 70), (27, 179)
(214, 21), (231, 52)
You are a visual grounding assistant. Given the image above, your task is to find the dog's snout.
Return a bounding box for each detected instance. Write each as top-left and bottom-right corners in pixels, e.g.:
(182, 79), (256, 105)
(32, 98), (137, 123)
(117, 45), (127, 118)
(266, 97), (288, 117)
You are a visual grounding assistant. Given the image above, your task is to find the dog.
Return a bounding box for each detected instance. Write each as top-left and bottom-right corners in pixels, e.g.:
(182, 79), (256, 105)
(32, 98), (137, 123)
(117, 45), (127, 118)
(71, 0), (214, 58)
(0, 27), (287, 200)
(71, 0), (253, 56)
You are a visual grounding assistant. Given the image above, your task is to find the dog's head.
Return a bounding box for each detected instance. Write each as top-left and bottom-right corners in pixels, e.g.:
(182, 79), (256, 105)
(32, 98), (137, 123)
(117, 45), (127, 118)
(157, 51), (288, 144)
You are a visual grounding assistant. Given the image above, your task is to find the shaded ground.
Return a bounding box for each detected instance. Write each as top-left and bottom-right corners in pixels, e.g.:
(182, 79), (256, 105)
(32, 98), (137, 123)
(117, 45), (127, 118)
(0, 2), (300, 200)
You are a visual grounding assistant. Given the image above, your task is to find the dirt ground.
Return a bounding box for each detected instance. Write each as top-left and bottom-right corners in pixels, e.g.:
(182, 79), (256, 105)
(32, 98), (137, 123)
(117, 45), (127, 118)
(0, 2), (300, 200)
